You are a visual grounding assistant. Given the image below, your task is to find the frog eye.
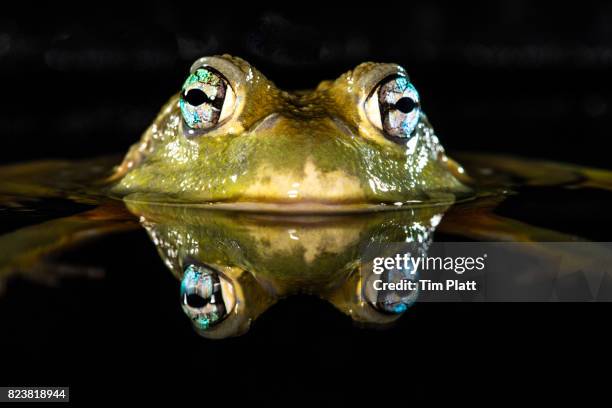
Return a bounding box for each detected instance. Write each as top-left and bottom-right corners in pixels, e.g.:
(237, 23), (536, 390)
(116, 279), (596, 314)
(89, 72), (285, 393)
(179, 67), (237, 130)
(363, 256), (419, 314)
(365, 75), (421, 141)
(180, 263), (236, 330)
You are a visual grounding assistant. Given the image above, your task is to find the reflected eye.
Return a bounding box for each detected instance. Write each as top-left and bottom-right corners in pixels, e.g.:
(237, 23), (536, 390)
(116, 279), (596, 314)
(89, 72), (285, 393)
(365, 75), (421, 141)
(363, 255), (419, 314)
(180, 264), (236, 330)
(180, 67), (236, 130)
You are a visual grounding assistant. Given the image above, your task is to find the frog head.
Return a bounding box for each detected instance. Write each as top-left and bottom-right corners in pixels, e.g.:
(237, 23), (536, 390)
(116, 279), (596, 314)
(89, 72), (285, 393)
(111, 55), (469, 211)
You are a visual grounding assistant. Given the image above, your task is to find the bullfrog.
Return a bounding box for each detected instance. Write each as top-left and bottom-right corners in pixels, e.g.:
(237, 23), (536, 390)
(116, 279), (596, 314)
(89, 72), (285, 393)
(1, 55), (612, 337)
(109, 54), (470, 210)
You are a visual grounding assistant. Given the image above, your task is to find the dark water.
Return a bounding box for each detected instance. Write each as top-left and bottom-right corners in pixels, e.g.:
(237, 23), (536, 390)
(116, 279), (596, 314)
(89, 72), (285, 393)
(1, 183), (611, 403)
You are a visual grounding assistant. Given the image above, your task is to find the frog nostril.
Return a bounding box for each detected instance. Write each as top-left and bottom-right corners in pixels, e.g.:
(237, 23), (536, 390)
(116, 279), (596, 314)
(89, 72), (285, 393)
(331, 117), (357, 138)
(250, 113), (280, 132)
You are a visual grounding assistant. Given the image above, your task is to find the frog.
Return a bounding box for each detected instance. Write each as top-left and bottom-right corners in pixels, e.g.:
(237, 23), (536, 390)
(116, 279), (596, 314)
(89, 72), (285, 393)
(109, 54), (471, 211)
(1, 55), (612, 335)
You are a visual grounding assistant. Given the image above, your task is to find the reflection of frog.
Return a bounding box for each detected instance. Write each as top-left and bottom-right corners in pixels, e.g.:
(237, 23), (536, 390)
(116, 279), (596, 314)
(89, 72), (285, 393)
(111, 55), (469, 211)
(127, 202), (447, 338)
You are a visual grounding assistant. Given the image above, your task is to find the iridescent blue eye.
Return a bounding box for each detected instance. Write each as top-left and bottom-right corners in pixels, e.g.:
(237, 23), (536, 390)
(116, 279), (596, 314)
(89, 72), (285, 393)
(364, 254), (419, 314)
(365, 75), (421, 141)
(180, 264), (235, 330)
(179, 66), (236, 131)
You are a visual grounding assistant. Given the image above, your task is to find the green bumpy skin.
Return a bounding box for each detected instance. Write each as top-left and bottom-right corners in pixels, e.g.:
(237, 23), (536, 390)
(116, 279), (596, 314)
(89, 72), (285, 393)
(111, 55), (469, 208)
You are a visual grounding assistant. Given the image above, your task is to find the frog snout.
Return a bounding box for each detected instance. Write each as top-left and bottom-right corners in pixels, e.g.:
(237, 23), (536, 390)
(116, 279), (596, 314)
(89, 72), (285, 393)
(238, 115), (369, 203)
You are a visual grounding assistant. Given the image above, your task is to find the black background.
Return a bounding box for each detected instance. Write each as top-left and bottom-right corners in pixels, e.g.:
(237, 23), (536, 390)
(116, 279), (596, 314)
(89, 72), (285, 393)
(1, 2), (612, 168)
(0, 2), (610, 403)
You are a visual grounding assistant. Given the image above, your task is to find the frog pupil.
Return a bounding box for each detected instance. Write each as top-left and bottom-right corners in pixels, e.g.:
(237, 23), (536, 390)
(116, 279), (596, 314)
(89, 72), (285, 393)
(184, 89), (210, 106)
(186, 293), (207, 308)
(395, 97), (416, 114)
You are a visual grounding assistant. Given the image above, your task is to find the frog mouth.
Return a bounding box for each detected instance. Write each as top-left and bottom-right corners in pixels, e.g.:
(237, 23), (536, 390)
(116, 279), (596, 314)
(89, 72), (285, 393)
(121, 195), (458, 214)
(115, 156), (469, 213)
(197, 200), (455, 214)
